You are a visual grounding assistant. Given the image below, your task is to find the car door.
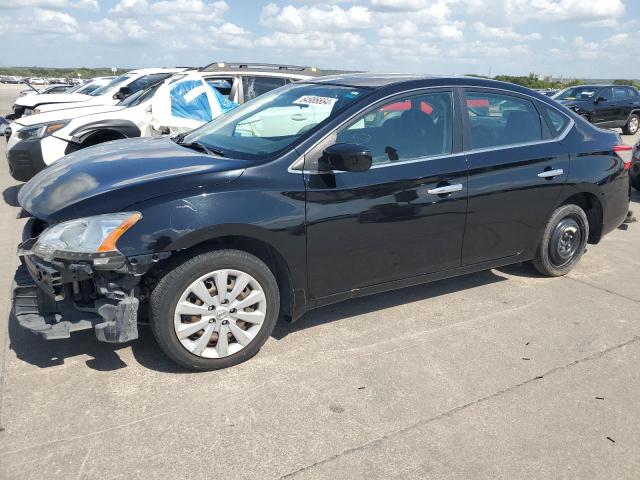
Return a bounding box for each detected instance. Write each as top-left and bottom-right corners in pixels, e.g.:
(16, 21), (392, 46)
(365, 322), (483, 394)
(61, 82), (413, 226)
(150, 74), (237, 134)
(461, 89), (570, 266)
(592, 87), (615, 124)
(304, 89), (469, 299)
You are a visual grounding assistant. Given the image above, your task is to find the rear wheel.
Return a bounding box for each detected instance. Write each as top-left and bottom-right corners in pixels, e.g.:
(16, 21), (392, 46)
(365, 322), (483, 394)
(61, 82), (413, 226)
(150, 249), (280, 371)
(532, 204), (589, 277)
(623, 114), (639, 135)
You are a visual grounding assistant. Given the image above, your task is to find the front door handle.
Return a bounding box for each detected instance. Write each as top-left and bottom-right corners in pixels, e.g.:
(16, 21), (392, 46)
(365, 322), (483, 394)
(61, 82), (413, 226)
(538, 168), (564, 179)
(427, 184), (463, 195)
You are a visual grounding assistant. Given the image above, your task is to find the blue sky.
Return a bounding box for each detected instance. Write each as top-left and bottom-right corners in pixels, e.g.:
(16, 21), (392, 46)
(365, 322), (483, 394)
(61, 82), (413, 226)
(1, 0), (639, 78)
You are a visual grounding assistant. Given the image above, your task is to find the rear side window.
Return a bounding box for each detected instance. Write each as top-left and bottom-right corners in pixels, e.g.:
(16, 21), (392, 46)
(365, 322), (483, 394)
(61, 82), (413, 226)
(465, 92), (542, 149)
(336, 91), (453, 165)
(242, 76), (287, 101)
(613, 87), (629, 100)
(540, 104), (570, 137)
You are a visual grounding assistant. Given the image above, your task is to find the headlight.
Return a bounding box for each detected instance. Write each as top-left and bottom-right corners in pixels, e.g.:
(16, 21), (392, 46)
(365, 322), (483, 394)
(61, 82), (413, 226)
(33, 212), (142, 262)
(17, 120), (69, 140)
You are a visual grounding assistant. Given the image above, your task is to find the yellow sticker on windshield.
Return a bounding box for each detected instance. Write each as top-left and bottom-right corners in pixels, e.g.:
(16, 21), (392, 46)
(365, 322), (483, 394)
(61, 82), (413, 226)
(293, 95), (337, 107)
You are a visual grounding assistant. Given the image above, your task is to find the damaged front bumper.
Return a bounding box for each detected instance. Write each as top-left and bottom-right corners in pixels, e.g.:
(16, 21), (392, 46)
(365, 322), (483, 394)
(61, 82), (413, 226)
(14, 238), (166, 343)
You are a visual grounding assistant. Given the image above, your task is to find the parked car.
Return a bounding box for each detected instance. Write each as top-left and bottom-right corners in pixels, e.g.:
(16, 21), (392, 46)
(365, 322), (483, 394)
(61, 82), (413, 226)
(631, 139), (640, 191)
(9, 69), (185, 119)
(18, 83), (73, 97)
(552, 84), (640, 135)
(13, 74), (631, 371)
(5, 63), (317, 181)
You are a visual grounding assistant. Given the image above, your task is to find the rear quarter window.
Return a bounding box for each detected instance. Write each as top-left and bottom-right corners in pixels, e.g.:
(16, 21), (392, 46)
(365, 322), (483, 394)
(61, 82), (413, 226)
(540, 104), (570, 137)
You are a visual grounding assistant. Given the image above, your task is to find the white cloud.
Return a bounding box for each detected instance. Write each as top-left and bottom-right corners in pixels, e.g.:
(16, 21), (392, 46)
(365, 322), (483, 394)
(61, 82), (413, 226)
(111, 0), (229, 23)
(259, 4), (373, 32)
(256, 30), (366, 58)
(504, 0), (625, 22)
(370, 0), (431, 11)
(88, 17), (148, 42)
(473, 22), (541, 40)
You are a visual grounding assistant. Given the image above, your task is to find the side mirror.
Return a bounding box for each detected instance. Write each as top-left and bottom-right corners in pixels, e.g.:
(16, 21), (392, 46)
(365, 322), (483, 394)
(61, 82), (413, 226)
(320, 143), (372, 172)
(113, 86), (132, 100)
(595, 96), (607, 104)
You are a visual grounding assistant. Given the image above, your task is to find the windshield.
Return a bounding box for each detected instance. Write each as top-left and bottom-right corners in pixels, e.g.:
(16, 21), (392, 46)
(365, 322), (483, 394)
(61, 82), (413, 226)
(87, 75), (132, 97)
(65, 83), (85, 93)
(181, 83), (367, 160)
(118, 82), (162, 107)
(553, 87), (598, 101)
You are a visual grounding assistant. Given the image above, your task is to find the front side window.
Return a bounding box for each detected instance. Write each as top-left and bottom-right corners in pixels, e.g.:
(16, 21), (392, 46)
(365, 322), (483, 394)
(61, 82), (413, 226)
(205, 77), (234, 99)
(242, 76), (287, 101)
(181, 83), (367, 160)
(465, 92), (542, 149)
(598, 88), (612, 102)
(336, 91), (453, 165)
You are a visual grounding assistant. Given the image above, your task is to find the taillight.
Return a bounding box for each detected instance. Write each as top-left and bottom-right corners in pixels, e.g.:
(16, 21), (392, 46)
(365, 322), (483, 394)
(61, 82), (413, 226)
(613, 145), (633, 171)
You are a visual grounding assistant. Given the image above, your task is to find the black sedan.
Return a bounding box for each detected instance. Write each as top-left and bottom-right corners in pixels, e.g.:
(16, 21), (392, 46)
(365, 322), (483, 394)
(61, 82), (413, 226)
(14, 74), (631, 371)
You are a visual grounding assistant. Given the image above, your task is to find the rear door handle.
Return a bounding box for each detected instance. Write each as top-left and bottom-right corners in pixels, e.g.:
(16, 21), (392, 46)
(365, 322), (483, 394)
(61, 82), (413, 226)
(427, 184), (463, 195)
(538, 168), (564, 179)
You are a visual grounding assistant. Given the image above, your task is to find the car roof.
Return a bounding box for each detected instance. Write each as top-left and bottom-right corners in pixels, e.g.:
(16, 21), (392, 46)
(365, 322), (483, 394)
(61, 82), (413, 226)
(302, 73), (551, 95)
(199, 62), (320, 76)
(564, 84), (629, 89)
(126, 67), (188, 75)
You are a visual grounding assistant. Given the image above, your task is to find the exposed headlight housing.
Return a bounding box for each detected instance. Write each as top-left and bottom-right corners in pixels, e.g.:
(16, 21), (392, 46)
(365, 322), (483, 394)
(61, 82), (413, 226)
(33, 212), (142, 262)
(17, 120), (69, 141)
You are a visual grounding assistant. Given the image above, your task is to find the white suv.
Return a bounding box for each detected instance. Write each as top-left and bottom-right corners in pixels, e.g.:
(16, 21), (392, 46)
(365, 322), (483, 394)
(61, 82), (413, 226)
(6, 63), (318, 181)
(10, 68), (186, 119)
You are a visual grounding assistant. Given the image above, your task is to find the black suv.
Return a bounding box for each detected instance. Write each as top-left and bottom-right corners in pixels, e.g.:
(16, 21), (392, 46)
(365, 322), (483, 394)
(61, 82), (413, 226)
(14, 75), (631, 371)
(553, 84), (640, 135)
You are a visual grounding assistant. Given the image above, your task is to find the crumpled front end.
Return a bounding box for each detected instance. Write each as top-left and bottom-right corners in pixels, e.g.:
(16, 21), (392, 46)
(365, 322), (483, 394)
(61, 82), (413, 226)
(13, 220), (167, 343)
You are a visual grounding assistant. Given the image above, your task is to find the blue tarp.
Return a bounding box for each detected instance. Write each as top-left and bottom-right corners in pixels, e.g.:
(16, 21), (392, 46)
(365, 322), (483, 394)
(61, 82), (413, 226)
(170, 79), (238, 122)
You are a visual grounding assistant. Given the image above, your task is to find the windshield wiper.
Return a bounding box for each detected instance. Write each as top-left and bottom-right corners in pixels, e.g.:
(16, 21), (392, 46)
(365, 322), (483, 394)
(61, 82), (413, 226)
(178, 139), (225, 157)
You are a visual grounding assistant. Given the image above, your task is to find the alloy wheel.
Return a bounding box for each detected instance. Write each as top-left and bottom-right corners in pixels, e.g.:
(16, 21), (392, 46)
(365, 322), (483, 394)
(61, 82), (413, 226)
(629, 116), (639, 134)
(173, 269), (267, 358)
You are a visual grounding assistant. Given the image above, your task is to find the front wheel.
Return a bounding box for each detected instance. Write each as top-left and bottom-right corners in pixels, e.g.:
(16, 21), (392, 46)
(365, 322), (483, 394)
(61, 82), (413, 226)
(150, 249), (280, 371)
(623, 113), (639, 135)
(532, 204), (589, 277)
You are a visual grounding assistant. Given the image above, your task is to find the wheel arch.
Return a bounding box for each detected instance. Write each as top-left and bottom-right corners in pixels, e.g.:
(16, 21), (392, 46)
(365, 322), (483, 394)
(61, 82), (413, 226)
(70, 119), (141, 145)
(154, 230), (299, 321)
(557, 191), (604, 244)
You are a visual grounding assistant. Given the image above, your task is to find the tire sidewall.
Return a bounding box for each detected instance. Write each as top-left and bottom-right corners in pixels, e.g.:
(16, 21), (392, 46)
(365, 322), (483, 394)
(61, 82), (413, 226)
(150, 249), (280, 371)
(536, 204), (589, 276)
(625, 114), (639, 135)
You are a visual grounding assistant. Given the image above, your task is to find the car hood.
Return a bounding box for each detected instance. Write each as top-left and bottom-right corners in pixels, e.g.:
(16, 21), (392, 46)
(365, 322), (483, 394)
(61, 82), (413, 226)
(19, 137), (249, 222)
(16, 93), (92, 108)
(15, 104), (126, 127)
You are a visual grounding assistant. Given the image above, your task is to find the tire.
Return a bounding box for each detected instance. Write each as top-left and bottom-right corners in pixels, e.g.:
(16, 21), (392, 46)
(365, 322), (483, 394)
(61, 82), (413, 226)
(532, 204), (589, 277)
(631, 172), (640, 192)
(150, 249), (280, 371)
(622, 113), (639, 135)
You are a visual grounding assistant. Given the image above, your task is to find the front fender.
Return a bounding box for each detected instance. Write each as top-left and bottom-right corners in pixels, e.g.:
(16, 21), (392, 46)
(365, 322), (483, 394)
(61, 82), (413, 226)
(118, 173), (307, 288)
